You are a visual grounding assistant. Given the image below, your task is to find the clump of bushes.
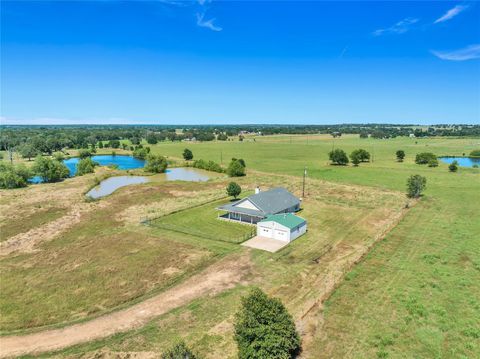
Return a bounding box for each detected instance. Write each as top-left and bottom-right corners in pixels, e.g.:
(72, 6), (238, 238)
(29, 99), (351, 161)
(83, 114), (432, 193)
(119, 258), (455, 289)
(470, 150), (480, 158)
(192, 159), (225, 173)
(0, 163), (32, 189)
(350, 149), (370, 166)
(227, 158), (246, 177)
(329, 149), (349, 165)
(145, 154), (168, 173)
(132, 146), (150, 160)
(415, 152), (437, 165)
(161, 340), (198, 359)
(33, 156), (70, 183)
(234, 287), (301, 359)
(448, 160), (459, 172)
(78, 149), (93, 159)
(76, 157), (98, 176)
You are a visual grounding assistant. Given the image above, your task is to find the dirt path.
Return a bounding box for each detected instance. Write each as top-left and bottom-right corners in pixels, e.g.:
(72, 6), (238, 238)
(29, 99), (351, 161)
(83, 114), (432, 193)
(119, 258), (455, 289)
(0, 254), (251, 358)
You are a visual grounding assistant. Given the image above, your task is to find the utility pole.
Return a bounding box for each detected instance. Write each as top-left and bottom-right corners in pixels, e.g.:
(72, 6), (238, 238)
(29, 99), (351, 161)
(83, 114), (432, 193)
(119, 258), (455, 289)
(302, 166), (307, 199)
(220, 151), (223, 165)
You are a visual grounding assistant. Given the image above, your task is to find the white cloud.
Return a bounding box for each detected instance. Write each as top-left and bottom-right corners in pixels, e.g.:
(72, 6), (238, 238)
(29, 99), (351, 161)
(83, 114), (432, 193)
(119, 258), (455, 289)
(373, 17), (419, 36)
(434, 5), (468, 24)
(431, 44), (480, 61)
(196, 12), (222, 31)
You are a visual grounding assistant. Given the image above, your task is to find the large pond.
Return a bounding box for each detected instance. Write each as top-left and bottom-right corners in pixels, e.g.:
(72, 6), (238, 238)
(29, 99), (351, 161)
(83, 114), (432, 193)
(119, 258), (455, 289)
(64, 155), (145, 176)
(439, 157), (480, 168)
(29, 155), (146, 183)
(86, 176), (149, 199)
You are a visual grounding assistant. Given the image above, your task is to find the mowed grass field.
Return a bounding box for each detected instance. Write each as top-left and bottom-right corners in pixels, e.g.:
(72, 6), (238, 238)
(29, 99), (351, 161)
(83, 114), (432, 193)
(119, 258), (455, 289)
(150, 198), (256, 243)
(1, 134), (479, 358)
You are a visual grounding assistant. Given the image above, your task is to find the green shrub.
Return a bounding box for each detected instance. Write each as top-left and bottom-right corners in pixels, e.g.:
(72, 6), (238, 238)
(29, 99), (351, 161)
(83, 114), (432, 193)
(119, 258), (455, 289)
(161, 340), (198, 359)
(407, 174), (427, 198)
(192, 159), (225, 173)
(33, 156), (70, 183)
(448, 160), (458, 172)
(78, 149), (92, 159)
(427, 158), (438, 167)
(415, 152), (437, 165)
(132, 147), (149, 160)
(0, 163), (32, 189)
(234, 288), (300, 359)
(396, 150), (405, 162)
(227, 158), (246, 177)
(183, 148), (193, 160)
(76, 158), (98, 176)
(145, 154), (168, 173)
(469, 150), (480, 158)
(226, 182), (242, 199)
(329, 149), (349, 165)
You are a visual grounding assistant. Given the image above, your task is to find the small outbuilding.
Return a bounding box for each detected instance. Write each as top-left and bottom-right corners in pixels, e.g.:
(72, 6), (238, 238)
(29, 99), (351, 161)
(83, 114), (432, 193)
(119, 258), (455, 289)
(257, 213), (307, 242)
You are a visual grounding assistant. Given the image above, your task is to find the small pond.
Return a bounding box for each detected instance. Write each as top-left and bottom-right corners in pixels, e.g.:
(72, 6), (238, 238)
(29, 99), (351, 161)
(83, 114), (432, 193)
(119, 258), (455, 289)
(439, 157), (480, 168)
(164, 167), (210, 182)
(86, 168), (210, 199)
(86, 176), (149, 199)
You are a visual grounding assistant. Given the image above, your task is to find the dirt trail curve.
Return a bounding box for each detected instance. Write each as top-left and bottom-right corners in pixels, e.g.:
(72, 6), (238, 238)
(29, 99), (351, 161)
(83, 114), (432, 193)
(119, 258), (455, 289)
(0, 254), (251, 358)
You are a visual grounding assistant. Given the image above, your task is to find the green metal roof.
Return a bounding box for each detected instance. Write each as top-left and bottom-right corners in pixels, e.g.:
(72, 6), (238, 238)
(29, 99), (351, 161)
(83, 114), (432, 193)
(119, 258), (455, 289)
(259, 213), (306, 229)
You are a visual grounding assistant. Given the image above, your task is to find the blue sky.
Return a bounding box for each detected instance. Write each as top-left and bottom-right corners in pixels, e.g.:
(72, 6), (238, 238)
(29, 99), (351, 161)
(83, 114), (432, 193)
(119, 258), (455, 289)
(1, 0), (479, 125)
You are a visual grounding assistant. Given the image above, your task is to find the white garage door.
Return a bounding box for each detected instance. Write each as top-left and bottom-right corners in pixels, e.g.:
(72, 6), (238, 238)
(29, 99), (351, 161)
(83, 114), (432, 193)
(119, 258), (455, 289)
(273, 229), (289, 242)
(258, 226), (273, 238)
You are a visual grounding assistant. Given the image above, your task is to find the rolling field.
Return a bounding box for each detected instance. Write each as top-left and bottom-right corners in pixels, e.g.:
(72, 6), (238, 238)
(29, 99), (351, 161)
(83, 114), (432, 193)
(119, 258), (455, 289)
(1, 134), (479, 358)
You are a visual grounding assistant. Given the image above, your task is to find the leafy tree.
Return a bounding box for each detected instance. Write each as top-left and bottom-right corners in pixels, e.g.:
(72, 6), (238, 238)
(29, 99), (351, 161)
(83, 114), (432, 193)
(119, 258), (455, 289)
(359, 132), (369, 138)
(33, 156), (70, 183)
(145, 154), (168, 173)
(108, 140), (121, 149)
(217, 133), (228, 141)
(192, 159), (224, 173)
(407, 174), (427, 198)
(0, 163), (32, 189)
(133, 147), (149, 160)
(146, 133), (158, 145)
(234, 287), (300, 359)
(428, 158), (438, 167)
(226, 182), (242, 199)
(76, 158), (98, 176)
(54, 152), (65, 161)
(448, 160), (459, 172)
(351, 153), (360, 166)
(238, 134), (245, 142)
(183, 148), (193, 161)
(415, 152), (437, 165)
(98, 141), (104, 149)
(396, 150), (405, 162)
(227, 159), (246, 177)
(469, 150), (480, 158)
(19, 144), (39, 161)
(161, 340), (197, 359)
(354, 149), (370, 162)
(78, 149), (92, 159)
(329, 149), (349, 165)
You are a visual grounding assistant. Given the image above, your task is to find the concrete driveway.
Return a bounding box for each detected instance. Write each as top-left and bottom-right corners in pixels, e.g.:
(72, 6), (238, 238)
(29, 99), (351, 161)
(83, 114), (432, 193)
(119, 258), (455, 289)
(241, 236), (289, 253)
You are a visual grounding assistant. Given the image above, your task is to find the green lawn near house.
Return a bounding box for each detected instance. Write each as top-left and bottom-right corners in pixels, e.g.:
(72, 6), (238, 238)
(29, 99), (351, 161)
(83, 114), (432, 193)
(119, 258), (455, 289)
(149, 198), (256, 244)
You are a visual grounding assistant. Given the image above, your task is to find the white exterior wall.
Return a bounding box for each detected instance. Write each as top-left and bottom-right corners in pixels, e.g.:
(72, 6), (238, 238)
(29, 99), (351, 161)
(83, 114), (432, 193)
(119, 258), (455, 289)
(257, 221), (307, 242)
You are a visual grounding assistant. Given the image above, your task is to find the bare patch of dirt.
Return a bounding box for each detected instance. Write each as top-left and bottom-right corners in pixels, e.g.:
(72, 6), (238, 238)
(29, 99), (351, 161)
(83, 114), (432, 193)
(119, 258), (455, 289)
(0, 252), (252, 358)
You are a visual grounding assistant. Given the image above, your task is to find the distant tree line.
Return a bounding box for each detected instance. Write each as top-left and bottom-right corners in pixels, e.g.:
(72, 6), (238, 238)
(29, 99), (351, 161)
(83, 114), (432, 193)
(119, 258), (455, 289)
(1, 124), (479, 156)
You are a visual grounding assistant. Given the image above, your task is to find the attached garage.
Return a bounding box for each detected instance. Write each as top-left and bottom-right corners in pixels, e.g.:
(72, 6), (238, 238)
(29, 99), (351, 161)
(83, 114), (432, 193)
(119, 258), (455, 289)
(257, 213), (307, 242)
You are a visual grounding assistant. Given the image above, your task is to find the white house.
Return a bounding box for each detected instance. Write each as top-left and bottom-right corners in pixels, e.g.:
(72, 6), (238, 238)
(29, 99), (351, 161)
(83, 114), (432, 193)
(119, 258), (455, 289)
(257, 213), (307, 242)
